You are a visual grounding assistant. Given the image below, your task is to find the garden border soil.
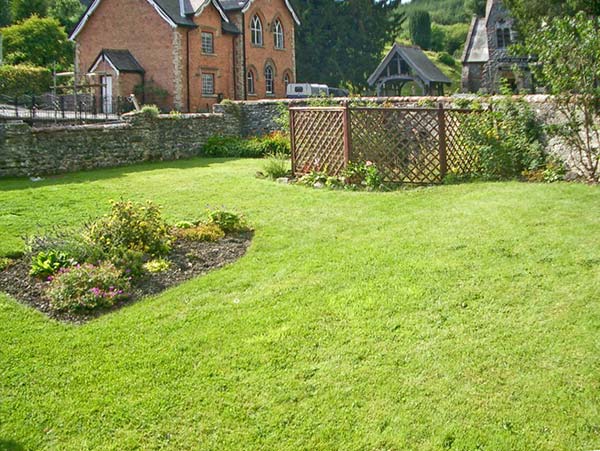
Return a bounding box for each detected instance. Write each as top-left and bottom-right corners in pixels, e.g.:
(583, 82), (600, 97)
(0, 232), (252, 324)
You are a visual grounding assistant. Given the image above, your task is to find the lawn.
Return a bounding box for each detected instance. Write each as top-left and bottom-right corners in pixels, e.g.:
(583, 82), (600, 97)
(0, 158), (599, 451)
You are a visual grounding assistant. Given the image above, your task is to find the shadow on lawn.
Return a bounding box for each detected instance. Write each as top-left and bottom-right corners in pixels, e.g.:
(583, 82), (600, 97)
(0, 157), (245, 192)
(0, 440), (25, 451)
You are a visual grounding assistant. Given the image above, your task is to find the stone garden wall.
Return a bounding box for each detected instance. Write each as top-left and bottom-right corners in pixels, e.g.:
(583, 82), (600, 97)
(0, 112), (240, 177)
(0, 95), (593, 178)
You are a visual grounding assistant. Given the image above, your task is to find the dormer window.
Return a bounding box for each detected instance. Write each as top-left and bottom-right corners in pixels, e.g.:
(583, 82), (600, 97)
(273, 20), (284, 49)
(251, 15), (263, 46)
(496, 21), (512, 49)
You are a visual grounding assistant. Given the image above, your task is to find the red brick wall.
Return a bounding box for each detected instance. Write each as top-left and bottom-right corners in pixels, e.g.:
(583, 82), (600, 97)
(75, 0), (176, 110)
(186, 5), (236, 112)
(244, 0), (296, 99)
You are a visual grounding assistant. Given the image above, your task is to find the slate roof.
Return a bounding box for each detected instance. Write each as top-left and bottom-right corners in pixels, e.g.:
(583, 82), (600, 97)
(90, 49), (145, 73)
(368, 44), (451, 86)
(219, 0), (247, 10)
(222, 20), (242, 34)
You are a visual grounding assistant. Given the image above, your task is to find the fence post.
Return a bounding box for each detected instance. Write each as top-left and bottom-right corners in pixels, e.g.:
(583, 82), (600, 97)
(14, 96), (18, 118)
(31, 95), (36, 120)
(342, 101), (351, 167)
(438, 102), (447, 182)
(60, 96), (66, 119)
(289, 108), (297, 175)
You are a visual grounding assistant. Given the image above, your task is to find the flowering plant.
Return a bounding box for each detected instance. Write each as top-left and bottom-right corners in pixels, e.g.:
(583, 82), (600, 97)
(343, 160), (383, 190)
(46, 262), (131, 311)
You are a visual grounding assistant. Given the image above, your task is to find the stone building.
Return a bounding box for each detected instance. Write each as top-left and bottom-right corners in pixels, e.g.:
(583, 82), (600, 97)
(461, 0), (533, 94)
(71, 0), (299, 112)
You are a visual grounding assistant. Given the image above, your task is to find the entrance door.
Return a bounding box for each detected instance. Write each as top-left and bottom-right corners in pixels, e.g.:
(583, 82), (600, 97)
(101, 75), (113, 114)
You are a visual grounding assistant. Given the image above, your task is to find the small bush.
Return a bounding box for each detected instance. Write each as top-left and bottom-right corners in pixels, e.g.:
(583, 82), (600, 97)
(27, 228), (104, 266)
(143, 258), (171, 273)
(0, 258), (13, 271)
(108, 247), (146, 280)
(178, 223), (225, 242)
(174, 220), (195, 230)
(207, 210), (248, 233)
(47, 262), (131, 312)
(298, 170), (328, 187)
(202, 133), (290, 158)
(262, 152), (290, 179)
(30, 250), (73, 279)
(253, 132), (291, 156)
(437, 52), (456, 67)
(138, 104), (160, 118)
(87, 200), (173, 257)
(343, 161), (383, 190)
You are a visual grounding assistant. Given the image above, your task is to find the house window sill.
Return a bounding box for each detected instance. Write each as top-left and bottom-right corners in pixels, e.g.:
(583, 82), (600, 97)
(248, 93), (257, 97)
(251, 44), (264, 48)
(202, 53), (217, 57)
(202, 94), (218, 98)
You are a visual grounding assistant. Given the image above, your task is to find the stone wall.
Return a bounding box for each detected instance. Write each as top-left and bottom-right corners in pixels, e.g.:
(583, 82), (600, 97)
(0, 112), (240, 178)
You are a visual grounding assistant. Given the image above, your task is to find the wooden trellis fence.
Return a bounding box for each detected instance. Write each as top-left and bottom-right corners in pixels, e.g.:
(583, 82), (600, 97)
(290, 103), (482, 184)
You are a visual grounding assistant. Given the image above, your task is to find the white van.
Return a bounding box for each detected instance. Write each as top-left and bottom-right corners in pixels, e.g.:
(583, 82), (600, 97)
(286, 83), (329, 98)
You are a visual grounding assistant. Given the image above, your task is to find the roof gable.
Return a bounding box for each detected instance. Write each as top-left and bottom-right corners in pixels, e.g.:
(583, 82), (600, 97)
(89, 49), (145, 74)
(220, 0), (300, 25)
(368, 44), (451, 86)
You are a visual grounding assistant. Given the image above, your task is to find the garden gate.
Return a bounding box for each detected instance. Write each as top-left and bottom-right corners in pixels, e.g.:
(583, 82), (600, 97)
(289, 103), (481, 184)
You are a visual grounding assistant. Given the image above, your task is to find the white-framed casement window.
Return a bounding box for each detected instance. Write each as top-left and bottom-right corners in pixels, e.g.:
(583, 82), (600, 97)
(265, 65), (274, 94)
(201, 31), (214, 54)
(273, 20), (284, 49)
(202, 73), (215, 96)
(251, 15), (263, 46)
(247, 70), (255, 95)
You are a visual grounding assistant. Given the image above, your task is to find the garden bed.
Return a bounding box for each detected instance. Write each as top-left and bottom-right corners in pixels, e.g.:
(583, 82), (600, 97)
(0, 232), (252, 324)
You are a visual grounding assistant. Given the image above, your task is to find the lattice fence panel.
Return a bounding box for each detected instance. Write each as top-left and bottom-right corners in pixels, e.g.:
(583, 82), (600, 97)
(350, 108), (441, 184)
(291, 108), (346, 175)
(445, 110), (482, 175)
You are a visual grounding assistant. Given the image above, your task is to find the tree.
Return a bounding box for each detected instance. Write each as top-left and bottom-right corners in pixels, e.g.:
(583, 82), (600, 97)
(464, 0), (486, 17)
(291, 0), (403, 91)
(48, 0), (86, 32)
(527, 12), (600, 182)
(1, 15), (72, 68)
(11, 0), (48, 22)
(409, 10), (431, 50)
(0, 0), (12, 27)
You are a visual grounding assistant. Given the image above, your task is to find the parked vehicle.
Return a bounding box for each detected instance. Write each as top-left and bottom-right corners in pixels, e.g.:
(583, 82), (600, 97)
(286, 83), (349, 98)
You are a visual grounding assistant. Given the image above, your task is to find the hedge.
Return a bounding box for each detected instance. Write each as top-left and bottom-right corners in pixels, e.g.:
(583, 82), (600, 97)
(0, 64), (52, 97)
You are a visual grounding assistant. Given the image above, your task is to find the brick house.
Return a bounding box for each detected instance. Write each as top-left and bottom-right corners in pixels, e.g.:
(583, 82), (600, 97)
(71, 0), (299, 112)
(461, 0), (533, 94)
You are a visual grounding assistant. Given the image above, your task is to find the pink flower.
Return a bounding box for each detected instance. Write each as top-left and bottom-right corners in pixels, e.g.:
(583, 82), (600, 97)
(365, 161), (373, 167)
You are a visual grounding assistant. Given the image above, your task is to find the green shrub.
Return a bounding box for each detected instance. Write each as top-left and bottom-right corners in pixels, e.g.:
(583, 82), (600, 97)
(207, 210), (248, 233)
(178, 223), (225, 242)
(174, 220), (195, 230)
(107, 247), (146, 280)
(138, 104), (160, 118)
(27, 228), (104, 266)
(253, 132), (290, 156)
(298, 170), (328, 187)
(30, 250), (73, 279)
(0, 64), (52, 97)
(0, 258), (13, 271)
(87, 200), (173, 257)
(343, 161), (383, 190)
(262, 152), (290, 179)
(143, 258), (171, 273)
(202, 133), (290, 158)
(46, 262), (131, 312)
(460, 97), (545, 180)
(437, 52), (456, 67)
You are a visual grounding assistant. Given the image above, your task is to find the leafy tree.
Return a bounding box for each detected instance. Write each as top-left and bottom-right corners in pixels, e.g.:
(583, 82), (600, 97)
(292, 0), (403, 91)
(48, 0), (86, 32)
(1, 15), (72, 68)
(464, 0), (486, 17)
(11, 0), (48, 22)
(0, 0), (12, 27)
(409, 10), (431, 50)
(526, 12), (600, 182)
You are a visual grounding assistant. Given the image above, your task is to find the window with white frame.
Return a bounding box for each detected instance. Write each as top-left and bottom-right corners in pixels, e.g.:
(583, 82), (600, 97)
(251, 15), (263, 46)
(201, 32), (214, 54)
(247, 70), (255, 95)
(273, 20), (284, 49)
(202, 73), (215, 95)
(265, 65), (274, 94)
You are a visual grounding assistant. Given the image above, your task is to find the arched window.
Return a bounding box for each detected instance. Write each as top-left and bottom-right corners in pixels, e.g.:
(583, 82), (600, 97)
(251, 15), (263, 46)
(247, 70), (255, 95)
(265, 65), (274, 94)
(283, 73), (291, 89)
(496, 20), (512, 48)
(273, 19), (284, 49)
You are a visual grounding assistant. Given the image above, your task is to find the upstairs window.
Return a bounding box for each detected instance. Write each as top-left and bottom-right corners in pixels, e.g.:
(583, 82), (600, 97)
(496, 23), (512, 49)
(247, 70), (255, 95)
(273, 20), (284, 49)
(265, 65), (274, 94)
(201, 32), (214, 54)
(251, 15), (263, 46)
